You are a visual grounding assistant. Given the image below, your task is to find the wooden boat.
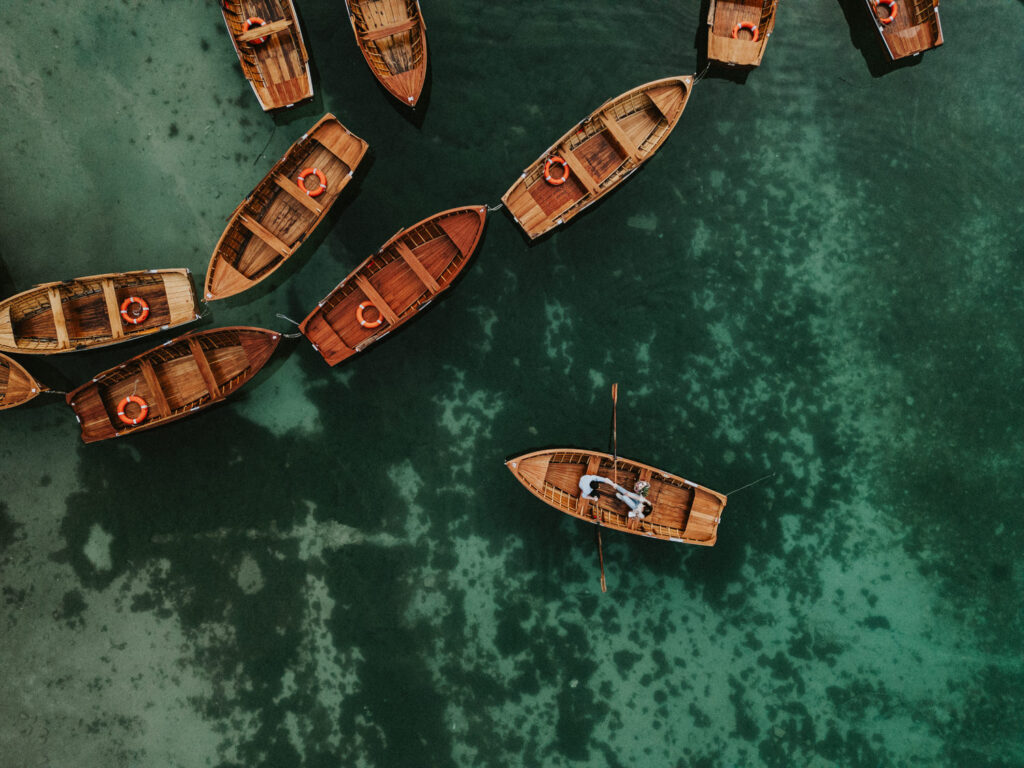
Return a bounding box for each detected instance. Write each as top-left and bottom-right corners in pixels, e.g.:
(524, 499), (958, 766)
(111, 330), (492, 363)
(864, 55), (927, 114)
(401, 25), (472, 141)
(344, 0), (427, 107)
(204, 114), (369, 301)
(864, 0), (943, 60)
(706, 0), (779, 68)
(506, 449), (727, 546)
(0, 269), (200, 355)
(66, 327), (281, 443)
(220, 0), (313, 110)
(501, 76), (693, 240)
(300, 206), (486, 366)
(0, 353), (46, 410)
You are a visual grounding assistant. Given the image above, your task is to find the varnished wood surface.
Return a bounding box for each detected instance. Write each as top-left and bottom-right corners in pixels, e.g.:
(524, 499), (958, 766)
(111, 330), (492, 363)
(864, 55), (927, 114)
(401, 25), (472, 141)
(66, 327), (281, 443)
(221, 0), (313, 110)
(205, 114), (369, 301)
(864, 0), (943, 60)
(0, 269), (200, 355)
(707, 0), (778, 68)
(345, 0), (427, 107)
(0, 352), (46, 410)
(299, 206), (487, 366)
(506, 448), (728, 546)
(501, 76), (693, 240)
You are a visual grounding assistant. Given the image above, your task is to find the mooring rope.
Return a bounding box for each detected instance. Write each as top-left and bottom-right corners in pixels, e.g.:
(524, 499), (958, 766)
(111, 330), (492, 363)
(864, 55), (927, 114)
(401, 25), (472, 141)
(726, 472), (775, 496)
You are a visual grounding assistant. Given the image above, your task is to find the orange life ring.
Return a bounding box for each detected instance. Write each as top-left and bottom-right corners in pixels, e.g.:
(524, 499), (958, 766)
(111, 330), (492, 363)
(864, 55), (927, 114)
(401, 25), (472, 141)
(543, 156), (569, 186)
(356, 301), (383, 329)
(119, 296), (150, 325)
(731, 22), (759, 41)
(873, 0), (897, 24)
(117, 395), (149, 426)
(297, 167), (327, 197)
(243, 16), (267, 44)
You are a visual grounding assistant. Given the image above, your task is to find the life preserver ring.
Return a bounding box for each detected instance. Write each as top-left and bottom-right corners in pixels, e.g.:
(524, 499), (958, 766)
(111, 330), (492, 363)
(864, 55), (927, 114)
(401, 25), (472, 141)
(873, 0), (897, 24)
(243, 17), (267, 44)
(119, 296), (150, 325)
(297, 167), (327, 197)
(356, 301), (383, 329)
(543, 156), (569, 186)
(732, 22), (759, 41)
(117, 395), (149, 426)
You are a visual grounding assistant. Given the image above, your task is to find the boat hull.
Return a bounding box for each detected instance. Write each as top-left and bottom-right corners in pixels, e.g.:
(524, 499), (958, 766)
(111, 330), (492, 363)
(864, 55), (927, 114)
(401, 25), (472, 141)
(501, 76), (693, 240)
(0, 269), (200, 355)
(0, 353), (46, 410)
(506, 448), (727, 545)
(863, 0), (943, 60)
(66, 326), (281, 443)
(346, 0), (427, 107)
(300, 206), (487, 365)
(706, 0), (778, 68)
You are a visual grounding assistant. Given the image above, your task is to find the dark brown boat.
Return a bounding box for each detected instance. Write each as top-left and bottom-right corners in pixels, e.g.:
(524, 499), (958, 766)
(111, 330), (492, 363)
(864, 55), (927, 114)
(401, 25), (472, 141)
(204, 114), (369, 301)
(0, 269), (200, 355)
(66, 327), (281, 443)
(0, 353), (46, 410)
(864, 0), (943, 60)
(300, 206), (486, 365)
(506, 448), (727, 546)
(344, 0), (427, 107)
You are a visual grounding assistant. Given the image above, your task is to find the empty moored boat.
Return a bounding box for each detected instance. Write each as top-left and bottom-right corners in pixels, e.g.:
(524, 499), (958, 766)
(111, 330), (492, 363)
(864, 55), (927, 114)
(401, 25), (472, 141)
(66, 327), (281, 443)
(345, 0), (427, 107)
(0, 353), (47, 410)
(0, 269), (200, 355)
(204, 114), (369, 301)
(501, 76), (693, 240)
(506, 448), (727, 546)
(300, 205), (486, 366)
(864, 0), (943, 60)
(706, 0), (779, 68)
(220, 0), (313, 110)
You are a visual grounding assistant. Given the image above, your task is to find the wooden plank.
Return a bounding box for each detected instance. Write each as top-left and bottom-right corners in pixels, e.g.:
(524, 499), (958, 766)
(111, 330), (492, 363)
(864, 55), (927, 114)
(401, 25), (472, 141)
(137, 357), (172, 418)
(361, 18), (418, 42)
(353, 275), (400, 327)
(187, 338), (224, 401)
(394, 241), (440, 293)
(100, 279), (125, 339)
(236, 18), (293, 43)
(600, 109), (641, 161)
(559, 150), (601, 196)
(46, 287), (71, 349)
(273, 173), (323, 215)
(239, 214), (291, 256)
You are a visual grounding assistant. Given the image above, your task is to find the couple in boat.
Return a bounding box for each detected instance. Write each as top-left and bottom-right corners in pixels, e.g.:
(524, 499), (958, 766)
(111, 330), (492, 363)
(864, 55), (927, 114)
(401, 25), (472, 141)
(578, 474), (652, 528)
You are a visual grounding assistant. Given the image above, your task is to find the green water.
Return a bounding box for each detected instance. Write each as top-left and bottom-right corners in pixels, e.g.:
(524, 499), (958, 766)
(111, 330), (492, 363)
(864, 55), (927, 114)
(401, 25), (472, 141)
(1, 1), (1022, 766)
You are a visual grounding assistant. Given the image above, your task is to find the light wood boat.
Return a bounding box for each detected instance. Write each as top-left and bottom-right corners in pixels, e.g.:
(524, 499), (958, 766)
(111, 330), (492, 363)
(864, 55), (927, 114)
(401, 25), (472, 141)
(220, 0), (313, 110)
(0, 269), (200, 355)
(864, 0), (943, 60)
(501, 76), (693, 240)
(707, 0), (779, 68)
(506, 449), (727, 546)
(344, 0), (427, 107)
(204, 114), (369, 302)
(0, 353), (46, 410)
(66, 327), (281, 443)
(300, 205), (486, 366)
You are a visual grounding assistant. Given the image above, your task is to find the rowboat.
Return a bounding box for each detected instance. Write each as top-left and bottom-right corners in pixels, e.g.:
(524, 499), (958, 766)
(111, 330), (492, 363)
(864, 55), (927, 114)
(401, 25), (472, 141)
(204, 114), (369, 301)
(864, 0), (943, 60)
(66, 327), (281, 443)
(506, 448), (727, 546)
(706, 0), (779, 68)
(501, 76), (693, 240)
(0, 269), (200, 355)
(344, 0), (427, 107)
(0, 353), (46, 410)
(220, 0), (313, 110)
(300, 206), (486, 365)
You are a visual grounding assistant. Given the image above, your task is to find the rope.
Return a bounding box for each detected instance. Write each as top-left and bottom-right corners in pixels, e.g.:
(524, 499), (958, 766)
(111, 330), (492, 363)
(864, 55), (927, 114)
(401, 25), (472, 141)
(726, 472), (775, 496)
(486, 202), (503, 212)
(695, 62), (711, 83)
(276, 313), (301, 327)
(281, 332), (303, 339)
(253, 125), (277, 166)
(41, 388), (70, 396)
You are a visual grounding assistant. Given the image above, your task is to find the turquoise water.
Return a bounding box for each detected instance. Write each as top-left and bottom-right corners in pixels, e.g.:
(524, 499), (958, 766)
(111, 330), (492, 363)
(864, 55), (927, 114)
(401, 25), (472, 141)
(1, 1), (1022, 766)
